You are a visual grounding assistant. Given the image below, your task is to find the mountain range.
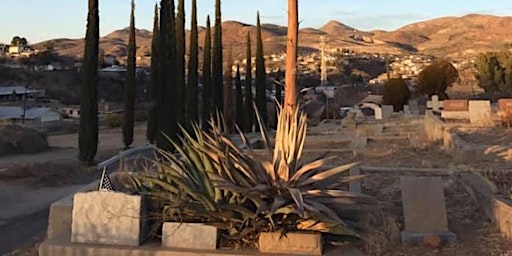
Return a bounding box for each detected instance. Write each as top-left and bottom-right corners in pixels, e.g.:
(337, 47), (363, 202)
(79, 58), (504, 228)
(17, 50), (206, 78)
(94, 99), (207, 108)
(33, 14), (512, 62)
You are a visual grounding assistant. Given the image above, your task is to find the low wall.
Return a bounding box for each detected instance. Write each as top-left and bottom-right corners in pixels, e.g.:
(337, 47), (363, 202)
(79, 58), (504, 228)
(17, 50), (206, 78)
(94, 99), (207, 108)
(461, 172), (512, 239)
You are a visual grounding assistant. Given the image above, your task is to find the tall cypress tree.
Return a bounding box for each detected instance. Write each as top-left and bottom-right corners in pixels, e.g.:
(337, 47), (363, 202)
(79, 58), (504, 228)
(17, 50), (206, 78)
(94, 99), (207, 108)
(175, 0), (185, 126)
(201, 16), (212, 127)
(244, 32), (253, 132)
(123, 0), (136, 149)
(186, 0), (199, 127)
(157, 0), (177, 151)
(224, 46), (235, 133)
(235, 64), (244, 128)
(212, 0), (223, 113)
(79, 0), (99, 164)
(255, 12), (267, 126)
(147, 4), (159, 143)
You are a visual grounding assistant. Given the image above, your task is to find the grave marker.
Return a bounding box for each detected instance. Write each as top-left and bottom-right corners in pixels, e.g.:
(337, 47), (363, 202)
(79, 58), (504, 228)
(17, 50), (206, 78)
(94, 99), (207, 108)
(381, 105), (394, 119)
(408, 100), (419, 114)
(443, 100), (468, 112)
(468, 100), (492, 126)
(498, 98), (512, 113)
(400, 176), (456, 245)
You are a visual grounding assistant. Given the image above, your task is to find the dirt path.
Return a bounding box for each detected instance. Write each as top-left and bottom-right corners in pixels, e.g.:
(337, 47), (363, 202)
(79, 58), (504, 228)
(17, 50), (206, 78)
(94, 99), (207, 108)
(0, 124), (149, 255)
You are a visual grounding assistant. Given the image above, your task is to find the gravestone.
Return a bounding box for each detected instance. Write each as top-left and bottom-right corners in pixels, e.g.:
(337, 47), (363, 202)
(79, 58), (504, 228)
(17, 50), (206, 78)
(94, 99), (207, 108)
(374, 106), (383, 120)
(400, 176), (456, 245)
(349, 166), (361, 193)
(468, 100), (493, 126)
(381, 105), (394, 119)
(403, 105), (411, 114)
(408, 100), (419, 114)
(71, 191), (148, 246)
(498, 98), (512, 113)
(441, 100), (469, 120)
(426, 95), (443, 111)
(443, 100), (468, 112)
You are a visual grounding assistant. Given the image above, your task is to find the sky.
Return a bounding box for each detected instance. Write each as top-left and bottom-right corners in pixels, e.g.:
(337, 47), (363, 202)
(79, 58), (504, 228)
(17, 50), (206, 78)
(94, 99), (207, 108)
(2, 0), (512, 44)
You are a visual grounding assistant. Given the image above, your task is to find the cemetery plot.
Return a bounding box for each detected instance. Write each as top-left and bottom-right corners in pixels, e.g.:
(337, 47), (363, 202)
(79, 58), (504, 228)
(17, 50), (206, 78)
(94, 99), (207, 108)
(456, 127), (512, 145)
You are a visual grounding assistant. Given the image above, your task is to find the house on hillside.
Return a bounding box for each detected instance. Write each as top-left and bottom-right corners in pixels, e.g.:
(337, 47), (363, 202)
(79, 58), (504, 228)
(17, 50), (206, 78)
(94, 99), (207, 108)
(0, 86), (39, 101)
(0, 106), (62, 129)
(8, 45), (25, 55)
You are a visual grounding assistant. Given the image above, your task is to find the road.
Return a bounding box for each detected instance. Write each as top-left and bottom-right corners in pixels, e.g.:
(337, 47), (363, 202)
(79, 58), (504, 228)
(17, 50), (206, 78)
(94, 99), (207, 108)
(0, 124), (151, 255)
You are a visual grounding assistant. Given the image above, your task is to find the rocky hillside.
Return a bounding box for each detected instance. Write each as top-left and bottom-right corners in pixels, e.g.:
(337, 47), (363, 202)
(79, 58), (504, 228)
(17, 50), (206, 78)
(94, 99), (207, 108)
(32, 14), (512, 61)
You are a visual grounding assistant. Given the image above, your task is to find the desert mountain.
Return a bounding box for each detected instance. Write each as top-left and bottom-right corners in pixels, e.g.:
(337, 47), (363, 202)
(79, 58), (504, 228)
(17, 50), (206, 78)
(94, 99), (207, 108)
(33, 14), (512, 63)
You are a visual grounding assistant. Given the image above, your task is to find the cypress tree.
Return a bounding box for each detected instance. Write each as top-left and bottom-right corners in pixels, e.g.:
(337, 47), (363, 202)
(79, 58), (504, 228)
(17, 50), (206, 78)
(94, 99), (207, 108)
(212, 0), (223, 113)
(175, 0), (185, 125)
(157, 0), (177, 151)
(122, 0), (136, 149)
(79, 0), (99, 164)
(244, 32), (253, 132)
(201, 16), (212, 127)
(147, 4), (159, 143)
(224, 46), (235, 133)
(255, 12), (267, 126)
(186, 0), (199, 127)
(235, 64), (244, 129)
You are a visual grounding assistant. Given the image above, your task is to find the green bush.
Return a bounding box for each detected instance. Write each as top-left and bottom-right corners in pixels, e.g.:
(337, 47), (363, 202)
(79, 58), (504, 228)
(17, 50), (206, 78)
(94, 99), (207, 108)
(104, 114), (121, 128)
(382, 78), (411, 112)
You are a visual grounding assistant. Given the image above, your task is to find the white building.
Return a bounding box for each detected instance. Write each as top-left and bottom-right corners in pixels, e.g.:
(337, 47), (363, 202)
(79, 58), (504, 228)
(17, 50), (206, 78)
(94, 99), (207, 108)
(0, 106), (62, 128)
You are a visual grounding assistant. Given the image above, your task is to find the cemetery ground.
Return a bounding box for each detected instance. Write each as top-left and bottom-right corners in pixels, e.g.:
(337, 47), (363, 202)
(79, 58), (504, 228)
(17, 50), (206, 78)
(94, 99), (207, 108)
(4, 118), (512, 255)
(0, 123), (148, 256)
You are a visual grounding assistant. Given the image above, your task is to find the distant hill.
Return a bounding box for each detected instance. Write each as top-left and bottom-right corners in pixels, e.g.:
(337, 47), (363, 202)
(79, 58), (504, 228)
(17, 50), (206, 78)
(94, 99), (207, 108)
(32, 14), (512, 62)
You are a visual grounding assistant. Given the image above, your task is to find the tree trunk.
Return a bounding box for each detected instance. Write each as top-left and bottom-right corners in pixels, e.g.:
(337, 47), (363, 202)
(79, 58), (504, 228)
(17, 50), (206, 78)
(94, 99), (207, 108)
(284, 0), (299, 113)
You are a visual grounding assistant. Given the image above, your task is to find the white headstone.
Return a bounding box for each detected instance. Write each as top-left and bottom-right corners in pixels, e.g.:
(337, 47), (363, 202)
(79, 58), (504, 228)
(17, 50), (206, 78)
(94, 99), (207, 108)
(374, 106), (383, 120)
(427, 95), (443, 111)
(468, 100), (493, 126)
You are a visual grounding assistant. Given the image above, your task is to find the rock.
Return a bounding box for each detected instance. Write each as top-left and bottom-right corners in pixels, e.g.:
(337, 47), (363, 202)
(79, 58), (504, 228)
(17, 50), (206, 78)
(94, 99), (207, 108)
(423, 235), (443, 248)
(162, 222), (218, 249)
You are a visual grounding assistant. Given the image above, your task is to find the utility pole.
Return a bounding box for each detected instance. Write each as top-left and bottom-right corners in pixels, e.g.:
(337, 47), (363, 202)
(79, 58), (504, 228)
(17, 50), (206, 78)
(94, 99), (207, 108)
(320, 36), (327, 86)
(22, 86), (27, 125)
(284, 0), (299, 112)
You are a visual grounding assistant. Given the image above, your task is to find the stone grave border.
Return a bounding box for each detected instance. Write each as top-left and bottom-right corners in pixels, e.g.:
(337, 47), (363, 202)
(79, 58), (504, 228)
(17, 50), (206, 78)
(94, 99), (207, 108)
(460, 172), (512, 240)
(425, 110), (512, 164)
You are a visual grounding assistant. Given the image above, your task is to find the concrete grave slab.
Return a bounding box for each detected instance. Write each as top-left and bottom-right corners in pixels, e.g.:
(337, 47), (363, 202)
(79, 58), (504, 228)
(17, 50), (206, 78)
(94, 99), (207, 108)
(400, 176), (456, 245)
(443, 100), (468, 112)
(468, 100), (492, 126)
(71, 191), (148, 246)
(162, 223), (218, 250)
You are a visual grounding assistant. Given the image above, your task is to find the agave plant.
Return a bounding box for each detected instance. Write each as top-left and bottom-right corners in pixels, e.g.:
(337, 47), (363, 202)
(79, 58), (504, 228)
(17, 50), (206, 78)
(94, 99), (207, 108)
(130, 105), (373, 246)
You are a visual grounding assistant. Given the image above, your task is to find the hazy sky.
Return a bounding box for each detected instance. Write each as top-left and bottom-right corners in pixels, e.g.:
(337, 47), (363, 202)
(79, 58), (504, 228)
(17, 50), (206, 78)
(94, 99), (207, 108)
(2, 0), (512, 44)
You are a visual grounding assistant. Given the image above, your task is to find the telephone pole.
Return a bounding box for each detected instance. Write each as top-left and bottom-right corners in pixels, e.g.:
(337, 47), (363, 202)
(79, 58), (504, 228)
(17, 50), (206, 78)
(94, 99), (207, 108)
(320, 36), (327, 86)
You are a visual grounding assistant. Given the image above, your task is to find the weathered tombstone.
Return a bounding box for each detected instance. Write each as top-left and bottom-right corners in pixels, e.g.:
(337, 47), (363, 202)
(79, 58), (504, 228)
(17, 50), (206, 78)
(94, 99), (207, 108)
(468, 100), (493, 126)
(71, 191), (148, 246)
(381, 105), (394, 119)
(441, 100), (469, 120)
(400, 176), (456, 245)
(408, 100), (419, 114)
(403, 105), (411, 114)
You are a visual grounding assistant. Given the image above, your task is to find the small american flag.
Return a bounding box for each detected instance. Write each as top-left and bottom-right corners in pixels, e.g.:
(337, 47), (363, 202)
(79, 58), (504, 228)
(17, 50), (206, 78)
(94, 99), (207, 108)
(98, 167), (115, 191)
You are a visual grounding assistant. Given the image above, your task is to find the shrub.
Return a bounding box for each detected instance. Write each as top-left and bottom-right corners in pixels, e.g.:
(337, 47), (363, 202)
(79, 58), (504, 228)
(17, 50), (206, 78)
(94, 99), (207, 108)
(382, 78), (411, 112)
(104, 114), (121, 128)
